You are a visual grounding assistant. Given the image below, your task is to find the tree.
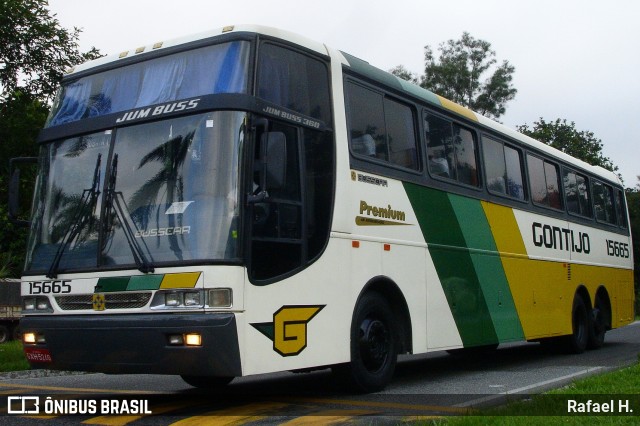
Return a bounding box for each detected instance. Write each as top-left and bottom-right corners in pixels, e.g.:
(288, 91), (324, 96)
(625, 178), (640, 313)
(0, 0), (101, 102)
(0, 0), (101, 277)
(391, 32), (517, 120)
(516, 118), (619, 177)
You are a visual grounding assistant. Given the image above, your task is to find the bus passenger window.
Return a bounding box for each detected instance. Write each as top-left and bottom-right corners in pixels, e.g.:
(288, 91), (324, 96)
(346, 81), (419, 170)
(564, 169), (592, 217)
(425, 113), (454, 179)
(615, 189), (628, 228)
(425, 111), (479, 186)
(527, 154), (561, 209)
(483, 137), (524, 200)
(453, 125), (478, 186)
(347, 82), (386, 160)
(384, 98), (419, 170)
(593, 181), (615, 224)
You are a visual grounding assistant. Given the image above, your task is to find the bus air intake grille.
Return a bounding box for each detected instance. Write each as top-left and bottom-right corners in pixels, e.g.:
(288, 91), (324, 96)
(55, 292), (152, 310)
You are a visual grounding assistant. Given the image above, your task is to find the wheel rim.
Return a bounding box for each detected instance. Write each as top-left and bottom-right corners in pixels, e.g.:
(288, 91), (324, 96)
(358, 317), (390, 373)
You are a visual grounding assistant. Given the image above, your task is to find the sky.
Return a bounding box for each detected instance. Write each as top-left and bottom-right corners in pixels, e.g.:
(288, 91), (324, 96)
(47, 0), (640, 187)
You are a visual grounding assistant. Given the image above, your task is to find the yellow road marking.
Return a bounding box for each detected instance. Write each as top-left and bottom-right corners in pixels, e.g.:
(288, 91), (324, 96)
(169, 402), (289, 426)
(281, 409), (375, 425)
(82, 401), (186, 426)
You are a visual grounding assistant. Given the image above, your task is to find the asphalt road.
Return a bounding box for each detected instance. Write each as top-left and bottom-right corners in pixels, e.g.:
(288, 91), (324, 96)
(1, 321), (639, 424)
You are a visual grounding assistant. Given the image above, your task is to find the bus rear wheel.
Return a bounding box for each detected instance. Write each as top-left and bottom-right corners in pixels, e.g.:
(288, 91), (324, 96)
(335, 292), (398, 393)
(180, 375), (234, 389)
(562, 294), (589, 354)
(588, 295), (610, 349)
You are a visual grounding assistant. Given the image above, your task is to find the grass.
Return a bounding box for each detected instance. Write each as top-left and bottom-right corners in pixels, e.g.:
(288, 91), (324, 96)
(0, 340), (30, 372)
(422, 362), (640, 425)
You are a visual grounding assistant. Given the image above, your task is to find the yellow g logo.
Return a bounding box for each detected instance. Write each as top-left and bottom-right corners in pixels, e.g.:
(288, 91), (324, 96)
(251, 305), (324, 356)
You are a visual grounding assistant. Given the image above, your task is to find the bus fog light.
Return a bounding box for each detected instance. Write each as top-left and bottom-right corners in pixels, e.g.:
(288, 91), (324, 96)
(208, 288), (232, 308)
(165, 293), (181, 306)
(168, 334), (184, 345)
(185, 333), (202, 346)
(23, 333), (37, 344)
(184, 291), (201, 306)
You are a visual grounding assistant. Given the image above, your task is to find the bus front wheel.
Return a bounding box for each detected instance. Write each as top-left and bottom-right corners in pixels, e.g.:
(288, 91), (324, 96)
(180, 375), (234, 389)
(335, 292), (398, 393)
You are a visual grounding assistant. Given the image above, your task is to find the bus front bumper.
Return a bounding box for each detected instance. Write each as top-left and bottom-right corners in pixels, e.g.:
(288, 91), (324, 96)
(20, 313), (242, 377)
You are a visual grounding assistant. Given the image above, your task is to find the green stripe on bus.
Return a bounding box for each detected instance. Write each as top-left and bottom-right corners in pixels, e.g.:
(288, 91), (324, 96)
(403, 182), (498, 347)
(449, 195), (524, 342)
(128, 274), (164, 290)
(96, 277), (129, 292)
(96, 274), (164, 292)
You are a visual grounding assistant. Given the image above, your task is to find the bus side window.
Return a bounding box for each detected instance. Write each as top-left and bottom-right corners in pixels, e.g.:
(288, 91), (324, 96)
(564, 169), (592, 218)
(425, 113), (454, 179)
(347, 82), (386, 160)
(593, 181), (616, 225)
(483, 137), (524, 200)
(615, 189), (628, 228)
(425, 112), (479, 187)
(527, 154), (561, 209)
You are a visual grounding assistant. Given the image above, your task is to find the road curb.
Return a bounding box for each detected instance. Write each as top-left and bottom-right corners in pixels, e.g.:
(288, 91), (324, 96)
(0, 369), (87, 380)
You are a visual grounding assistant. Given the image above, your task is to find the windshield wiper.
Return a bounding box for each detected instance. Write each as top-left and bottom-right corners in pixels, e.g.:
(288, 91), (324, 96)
(103, 154), (155, 274)
(47, 154), (102, 279)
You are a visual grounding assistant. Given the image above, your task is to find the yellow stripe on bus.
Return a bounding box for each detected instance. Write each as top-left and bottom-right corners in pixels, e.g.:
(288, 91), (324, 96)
(481, 202), (569, 339)
(436, 95), (478, 122)
(160, 272), (201, 289)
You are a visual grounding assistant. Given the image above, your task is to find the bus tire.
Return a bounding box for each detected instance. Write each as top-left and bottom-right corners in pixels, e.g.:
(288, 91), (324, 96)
(0, 326), (9, 344)
(180, 375), (234, 389)
(337, 292), (398, 393)
(588, 295), (610, 350)
(562, 294), (589, 354)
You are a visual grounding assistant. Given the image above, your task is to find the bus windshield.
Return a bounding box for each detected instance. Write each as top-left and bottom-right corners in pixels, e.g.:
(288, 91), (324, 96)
(46, 41), (250, 127)
(26, 111), (246, 275)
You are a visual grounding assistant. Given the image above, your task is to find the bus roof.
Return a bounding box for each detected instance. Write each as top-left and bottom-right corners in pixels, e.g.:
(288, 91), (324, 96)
(65, 24), (329, 76)
(65, 25), (621, 186)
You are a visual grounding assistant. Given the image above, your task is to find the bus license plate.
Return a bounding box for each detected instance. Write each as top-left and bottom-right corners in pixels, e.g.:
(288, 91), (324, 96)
(24, 348), (53, 363)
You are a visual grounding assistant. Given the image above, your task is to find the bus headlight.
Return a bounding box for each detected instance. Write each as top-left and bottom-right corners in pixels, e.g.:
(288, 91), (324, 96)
(23, 297), (36, 310)
(23, 332), (37, 344)
(208, 288), (232, 308)
(184, 291), (201, 306)
(22, 296), (52, 312)
(164, 292), (181, 307)
(151, 290), (205, 309)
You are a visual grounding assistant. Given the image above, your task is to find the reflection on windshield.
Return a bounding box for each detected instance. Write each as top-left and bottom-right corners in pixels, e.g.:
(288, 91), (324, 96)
(26, 111), (245, 273)
(27, 133), (111, 273)
(47, 41), (250, 127)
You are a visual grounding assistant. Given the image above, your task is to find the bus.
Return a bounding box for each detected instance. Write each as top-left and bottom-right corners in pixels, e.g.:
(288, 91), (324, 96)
(13, 25), (634, 392)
